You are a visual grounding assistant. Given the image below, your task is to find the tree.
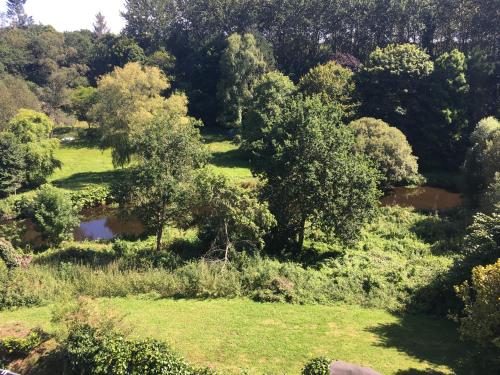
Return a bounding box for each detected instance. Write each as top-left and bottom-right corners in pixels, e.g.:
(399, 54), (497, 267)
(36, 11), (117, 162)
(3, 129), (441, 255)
(30, 185), (80, 247)
(70, 86), (98, 122)
(350, 117), (420, 188)
(357, 44), (434, 164)
(455, 259), (500, 349)
(119, 107), (207, 252)
(193, 171), (276, 261)
(90, 62), (171, 166)
(217, 33), (273, 129)
(427, 49), (470, 169)
(6, 0), (32, 28)
(463, 117), (500, 206)
(0, 132), (26, 196)
(242, 71), (296, 151)
(6, 109), (61, 186)
(0, 75), (41, 127)
(243, 94), (381, 252)
(93, 12), (110, 38)
(299, 61), (358, 119)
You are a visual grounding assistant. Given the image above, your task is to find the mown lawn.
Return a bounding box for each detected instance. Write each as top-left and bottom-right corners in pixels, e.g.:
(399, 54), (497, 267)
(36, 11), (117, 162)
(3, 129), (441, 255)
(48, 134), (253, 191)
(0, 298), (466, 375)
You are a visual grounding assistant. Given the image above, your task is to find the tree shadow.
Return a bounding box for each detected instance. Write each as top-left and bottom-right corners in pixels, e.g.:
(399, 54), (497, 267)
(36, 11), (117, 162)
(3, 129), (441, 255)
(52, 170), (125, 190)
(366, 314), (498, 375)
(211, 148), (250, 170)
(34, 245), (117, 267)
(395, 369), (447, 375)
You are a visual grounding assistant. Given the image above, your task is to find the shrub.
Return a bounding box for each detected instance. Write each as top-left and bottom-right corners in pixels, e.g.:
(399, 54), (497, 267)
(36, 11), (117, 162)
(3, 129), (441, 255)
(350, 117), (421, 188)
(301, 357), (331, 375)
(0, 237), (21, 269)
(0, 329), (45, 359)
(463, 116), (500, 206)
(30, 184), (80, 247)
(71, 185), (112, 210)
(455, 259), (500, 349)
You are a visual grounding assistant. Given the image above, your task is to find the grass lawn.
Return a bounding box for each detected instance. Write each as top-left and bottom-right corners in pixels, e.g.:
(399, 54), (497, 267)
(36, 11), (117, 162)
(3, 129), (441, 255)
(0, 298), (467, 375)
(48, 133), (253, 191)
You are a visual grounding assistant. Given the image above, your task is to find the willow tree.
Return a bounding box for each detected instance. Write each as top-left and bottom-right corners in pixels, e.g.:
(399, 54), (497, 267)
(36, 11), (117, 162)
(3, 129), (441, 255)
(90, 62), (170, 166)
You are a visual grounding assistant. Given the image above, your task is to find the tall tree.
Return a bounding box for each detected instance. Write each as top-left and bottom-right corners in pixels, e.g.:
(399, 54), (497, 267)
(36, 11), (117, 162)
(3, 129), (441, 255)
(243, 94), (381, 252)
(93, 12), (111, 38)
(90, 62), (171, 166)
(0, 132), (26, 196)
(120, 108), (207, 252)
(6, 0), (32, 28)
(217, 33), (273, 129)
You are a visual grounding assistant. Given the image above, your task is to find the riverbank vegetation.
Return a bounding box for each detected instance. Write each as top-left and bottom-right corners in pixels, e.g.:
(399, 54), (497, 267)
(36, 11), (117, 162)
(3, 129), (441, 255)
(0, 0), (499, 374)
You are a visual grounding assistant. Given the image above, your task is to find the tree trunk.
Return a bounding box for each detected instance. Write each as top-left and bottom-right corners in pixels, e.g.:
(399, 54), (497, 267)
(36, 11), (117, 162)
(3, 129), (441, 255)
(297, 217), (306, 253)
(156, 226), (163, 252)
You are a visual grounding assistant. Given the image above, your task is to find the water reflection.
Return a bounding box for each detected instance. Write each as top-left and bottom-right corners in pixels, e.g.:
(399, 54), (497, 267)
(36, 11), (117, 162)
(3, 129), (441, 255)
(381, 186), (462, 211)
(73, 208), (144, 241)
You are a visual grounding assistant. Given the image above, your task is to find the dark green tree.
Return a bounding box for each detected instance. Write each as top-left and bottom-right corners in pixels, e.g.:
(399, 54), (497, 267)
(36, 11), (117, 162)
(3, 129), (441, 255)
(0, 132), (26, 196)
(243, 94), (381, 252)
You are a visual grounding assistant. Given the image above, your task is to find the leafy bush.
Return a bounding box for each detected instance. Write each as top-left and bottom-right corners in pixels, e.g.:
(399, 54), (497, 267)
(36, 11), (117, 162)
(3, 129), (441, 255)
(0, 237), (21, 269)
(29, 184), (80, 247)
(455, 259), (500, 349)
(71, 185), (112, 210)
(301, 357), (331, 375)
(0, 329), (44, 359)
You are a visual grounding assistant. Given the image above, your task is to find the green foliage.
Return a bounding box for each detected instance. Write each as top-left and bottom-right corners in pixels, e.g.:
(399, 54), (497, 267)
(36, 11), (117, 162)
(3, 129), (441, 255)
(242, 71), (296, 151)
(0, 75), (41, 126)
(70, 185), (112, 210)
(243, 94), (381, 251)
(29, 184), (80, 247)
(118, 108), (207, 251)
(217, 33), (273, 128)
(193, 171), (276, 258)
(350, 117), (421, 188)
(463, 117), (500, 206)
(455, 259), (500, 349)
(0, 131), (26, 195)
(90, 62), (171, 166)
(0, 237), (21, 269)
(70, 86), (97, 122)
(0, 329), (43, 359)
(8, 109), (54, 143)
(301, 357), (331, 375)
(299, 61), (357, 119)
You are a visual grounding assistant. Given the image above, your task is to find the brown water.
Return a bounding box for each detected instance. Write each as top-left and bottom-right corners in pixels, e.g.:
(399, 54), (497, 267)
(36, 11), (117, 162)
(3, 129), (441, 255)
(381, 186), (462, 211)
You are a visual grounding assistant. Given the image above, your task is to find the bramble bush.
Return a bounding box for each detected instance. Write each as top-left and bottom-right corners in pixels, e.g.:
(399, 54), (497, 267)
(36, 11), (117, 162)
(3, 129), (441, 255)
(301, 357), (331, 375)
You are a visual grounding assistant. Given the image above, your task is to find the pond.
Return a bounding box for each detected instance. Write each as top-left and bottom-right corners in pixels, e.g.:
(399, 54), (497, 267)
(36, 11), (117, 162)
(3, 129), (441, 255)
(73, 207), (144, 241)
(381, 186), (462, 211)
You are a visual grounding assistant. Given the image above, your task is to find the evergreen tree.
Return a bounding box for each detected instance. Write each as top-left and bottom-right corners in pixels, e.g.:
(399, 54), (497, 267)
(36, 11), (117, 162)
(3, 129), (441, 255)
(93, 12), (110, 38)
(6, 0), (32, 27)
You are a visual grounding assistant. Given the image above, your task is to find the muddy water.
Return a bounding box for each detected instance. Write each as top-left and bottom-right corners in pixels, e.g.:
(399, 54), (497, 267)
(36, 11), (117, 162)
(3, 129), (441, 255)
(381, 186), (462, 211)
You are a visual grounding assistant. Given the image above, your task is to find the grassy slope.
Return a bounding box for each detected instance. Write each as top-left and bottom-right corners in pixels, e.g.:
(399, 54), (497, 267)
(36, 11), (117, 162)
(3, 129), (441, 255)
(0, 298), (463, 375)
(49, 134), (253, 191)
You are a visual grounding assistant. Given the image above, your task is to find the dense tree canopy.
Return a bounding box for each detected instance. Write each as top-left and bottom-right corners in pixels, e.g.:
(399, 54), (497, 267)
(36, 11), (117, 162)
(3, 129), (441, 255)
(243, 94), (381, 252)
(0, 74), (41, 127)
(90, 62), (171, 166)
(350, 117), (420, 188)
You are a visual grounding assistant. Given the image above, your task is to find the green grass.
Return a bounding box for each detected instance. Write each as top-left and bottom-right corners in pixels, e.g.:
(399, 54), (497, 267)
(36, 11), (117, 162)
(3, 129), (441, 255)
(47, 133), (253, 191)
(0, 298), (467, 375)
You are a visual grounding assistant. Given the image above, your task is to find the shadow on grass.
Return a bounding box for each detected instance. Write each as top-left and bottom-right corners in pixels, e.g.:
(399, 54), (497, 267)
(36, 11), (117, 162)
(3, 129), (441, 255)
(211, 148), (250, 170)
(367, 314), (498, 375)
(52, 170), (126, 190)
(34, 245), (117, 267)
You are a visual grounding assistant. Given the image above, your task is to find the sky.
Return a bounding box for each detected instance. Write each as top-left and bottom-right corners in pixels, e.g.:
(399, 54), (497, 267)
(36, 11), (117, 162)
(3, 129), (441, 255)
(1, 0), (126, 33)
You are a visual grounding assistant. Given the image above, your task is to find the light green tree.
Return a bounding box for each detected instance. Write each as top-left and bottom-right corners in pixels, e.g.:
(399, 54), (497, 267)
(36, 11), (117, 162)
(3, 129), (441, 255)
(299, 61), (358, 119)
(90, 62), (171, 166)
(217, 33), (273, 129)
(350, 117), (420, 188)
